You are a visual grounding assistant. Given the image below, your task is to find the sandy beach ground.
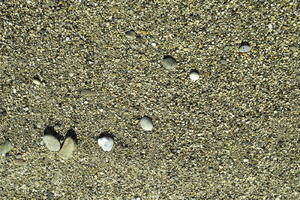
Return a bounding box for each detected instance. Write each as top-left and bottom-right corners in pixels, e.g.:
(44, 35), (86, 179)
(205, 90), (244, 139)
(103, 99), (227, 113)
(0, 0), (299, 199)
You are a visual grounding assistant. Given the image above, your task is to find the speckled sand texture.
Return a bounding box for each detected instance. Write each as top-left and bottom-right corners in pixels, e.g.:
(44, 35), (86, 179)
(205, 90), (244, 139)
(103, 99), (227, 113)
(0, 0), (299, 199)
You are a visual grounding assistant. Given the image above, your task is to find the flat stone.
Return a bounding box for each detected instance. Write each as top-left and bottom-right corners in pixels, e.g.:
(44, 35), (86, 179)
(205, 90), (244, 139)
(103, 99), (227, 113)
(0, 140), (13, 155)
(162, 56), (177, 70)
(42, 135), (61, 152)
(58, 137), (76, 159)
(97, 136), (114, 152)
(140, 116), (154, 131)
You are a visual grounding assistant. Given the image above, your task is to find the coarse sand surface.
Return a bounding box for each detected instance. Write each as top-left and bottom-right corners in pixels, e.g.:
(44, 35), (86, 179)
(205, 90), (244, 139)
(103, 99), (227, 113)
(0, 1), (299, 199)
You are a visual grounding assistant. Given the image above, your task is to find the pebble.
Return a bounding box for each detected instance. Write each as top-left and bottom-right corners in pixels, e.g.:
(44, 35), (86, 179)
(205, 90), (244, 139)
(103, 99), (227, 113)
(125, 30), (139, 40)
(162, 55), (177, 70)
(189, 70), (200, 81)
(97, 136), (114, 152)
(15, 154), (22, 159)
(0, 140), (13, 155)
(140, 116), (154, 131)
(58, 137), (76, 159)
(42, 135), (61, 152)
(32, 79), (41, 85)
(239, 42), (251, 53)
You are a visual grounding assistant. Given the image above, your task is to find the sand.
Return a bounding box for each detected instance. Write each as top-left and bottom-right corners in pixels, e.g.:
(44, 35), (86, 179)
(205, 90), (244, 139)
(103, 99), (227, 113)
(0, 0), (299, 199)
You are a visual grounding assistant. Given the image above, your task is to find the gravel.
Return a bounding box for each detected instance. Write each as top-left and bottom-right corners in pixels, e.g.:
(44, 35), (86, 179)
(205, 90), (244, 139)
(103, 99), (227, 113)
(0, 1), (298, 199)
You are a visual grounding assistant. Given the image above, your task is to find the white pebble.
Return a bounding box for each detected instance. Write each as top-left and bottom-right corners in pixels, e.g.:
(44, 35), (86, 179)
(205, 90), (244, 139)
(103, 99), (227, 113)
(239, 42), (251, 53)
(42, 135), (61, 151)
(140, 116), (153, 131)
(33, 79), (41, 85)
(189, 70), (199, 81)
(97, 136), (114, 152)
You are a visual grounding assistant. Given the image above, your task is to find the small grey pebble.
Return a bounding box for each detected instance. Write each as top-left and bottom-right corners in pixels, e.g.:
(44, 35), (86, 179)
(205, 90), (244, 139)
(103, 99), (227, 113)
(140, 116), (154, 131)
(125, 30), (138, 40)
(42, 135), (61, 152)
(15, 154), (22, 159)
(162, 56), (177, 70)
(0, 140), (13, 155)
(239, 42), (251, 53)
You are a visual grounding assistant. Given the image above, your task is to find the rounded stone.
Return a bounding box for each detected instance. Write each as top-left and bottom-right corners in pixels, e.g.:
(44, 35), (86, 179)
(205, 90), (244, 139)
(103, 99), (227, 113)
(162, 56), (177, 70)
(0, 140), (13, 155)
(140, 116), (153, 131)
(58, 137), (76, 159)
(125, 30), (138, 40)
(42, 135), (61, 151)
(239, 42), (251, 53)
(97, 136), (114, 152)
(189, 70), (200, 81)
(32, 79), (41, 85)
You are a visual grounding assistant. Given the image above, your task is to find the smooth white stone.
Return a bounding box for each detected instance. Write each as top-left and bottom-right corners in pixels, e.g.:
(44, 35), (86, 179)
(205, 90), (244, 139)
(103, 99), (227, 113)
(189, 71), (199, 81)
(98, 136), (114, 152)
(140, 116), (153, 131)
